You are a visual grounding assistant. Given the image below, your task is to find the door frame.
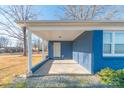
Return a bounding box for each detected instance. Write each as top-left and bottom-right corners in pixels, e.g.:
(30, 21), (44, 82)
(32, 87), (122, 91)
(53, 42), (61, 58)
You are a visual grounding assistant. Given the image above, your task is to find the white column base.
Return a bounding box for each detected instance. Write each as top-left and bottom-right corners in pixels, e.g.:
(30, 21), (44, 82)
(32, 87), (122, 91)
(27, 71), (32, 77)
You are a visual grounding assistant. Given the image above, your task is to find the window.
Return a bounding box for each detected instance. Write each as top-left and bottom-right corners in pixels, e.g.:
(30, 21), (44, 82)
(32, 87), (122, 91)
(103, 31), (124, 56)
(103, 32), (112, 54)
(115, 33), (124, 54)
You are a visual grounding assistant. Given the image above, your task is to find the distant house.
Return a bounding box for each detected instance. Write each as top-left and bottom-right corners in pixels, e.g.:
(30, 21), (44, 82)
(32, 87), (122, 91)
(17, 20), (124, 74)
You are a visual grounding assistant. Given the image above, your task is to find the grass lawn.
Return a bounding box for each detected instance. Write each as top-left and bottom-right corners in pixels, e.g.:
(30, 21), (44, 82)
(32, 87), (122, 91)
(0, 53), (110, 88)
(0, 54), (42, 87)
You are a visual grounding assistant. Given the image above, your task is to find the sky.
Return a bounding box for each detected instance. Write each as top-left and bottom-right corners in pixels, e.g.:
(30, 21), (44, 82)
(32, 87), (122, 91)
(1, 5), (124, 47)
(35, 5), (62, 20)
(29, 5), (64, 20)
(33, 5), (124, 20)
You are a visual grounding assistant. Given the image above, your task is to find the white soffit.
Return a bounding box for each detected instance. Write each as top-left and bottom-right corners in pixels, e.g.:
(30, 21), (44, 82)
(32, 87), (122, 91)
(16, 21), (124, 41)
(31, 30), (84, 41)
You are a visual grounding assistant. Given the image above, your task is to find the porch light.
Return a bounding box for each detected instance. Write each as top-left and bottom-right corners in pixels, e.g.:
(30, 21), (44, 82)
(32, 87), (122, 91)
(58, 36), (62, 38)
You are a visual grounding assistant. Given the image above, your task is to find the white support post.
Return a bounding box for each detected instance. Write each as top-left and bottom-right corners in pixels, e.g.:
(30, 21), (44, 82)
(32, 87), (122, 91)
(42, 40), (45, 61)
(28, 30), (32, 75)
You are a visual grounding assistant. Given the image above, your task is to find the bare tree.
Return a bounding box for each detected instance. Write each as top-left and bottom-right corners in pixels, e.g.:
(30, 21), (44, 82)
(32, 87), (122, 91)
(33, 39), (38, 51)
(57, 5), (119, 20)
(0, 5), (38, 56)
(37, 39), (41, 54)
(32, 37), (42, 53)
(16, 39), (23, 48)
(0, 36), (9, 48)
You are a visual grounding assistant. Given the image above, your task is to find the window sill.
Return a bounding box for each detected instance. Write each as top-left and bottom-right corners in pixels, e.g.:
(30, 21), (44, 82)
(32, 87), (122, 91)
(103, 54), (124, 57)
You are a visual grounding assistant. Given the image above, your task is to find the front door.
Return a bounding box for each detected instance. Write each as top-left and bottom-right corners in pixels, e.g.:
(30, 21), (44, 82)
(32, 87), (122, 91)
(53, 42), (61, 58)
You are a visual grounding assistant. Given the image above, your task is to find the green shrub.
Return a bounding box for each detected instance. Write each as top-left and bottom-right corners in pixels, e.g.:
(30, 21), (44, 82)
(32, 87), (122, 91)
(98, 68), (124, 87)
(113, 70), (124, 87)
(98, 68), (115, 85)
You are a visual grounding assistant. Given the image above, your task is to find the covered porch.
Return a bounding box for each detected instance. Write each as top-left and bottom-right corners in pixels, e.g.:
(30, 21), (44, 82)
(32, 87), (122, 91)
(33, 60), (90, 76)
(16, 20), (124, 75)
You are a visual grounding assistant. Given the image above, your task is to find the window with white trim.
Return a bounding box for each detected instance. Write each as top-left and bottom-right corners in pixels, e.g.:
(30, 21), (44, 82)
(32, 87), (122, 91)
(103, 31), (124, 56)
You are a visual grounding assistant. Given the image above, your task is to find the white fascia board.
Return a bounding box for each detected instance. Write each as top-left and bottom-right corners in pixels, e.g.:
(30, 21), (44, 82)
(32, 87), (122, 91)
(28, 25), (124, 32)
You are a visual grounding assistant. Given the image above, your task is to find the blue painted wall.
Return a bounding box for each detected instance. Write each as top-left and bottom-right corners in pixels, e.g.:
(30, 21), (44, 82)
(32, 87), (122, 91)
(61, 41), (73, 59)
(73, 31), (93, 73)
(92, 30), (124, 73)
(48, 41), (72, 59)
(48, 41), (53, 59)
(48, 30), (124, 74)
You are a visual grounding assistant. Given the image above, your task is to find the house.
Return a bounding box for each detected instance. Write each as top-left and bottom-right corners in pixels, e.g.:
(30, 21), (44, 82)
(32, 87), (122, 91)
(17, 20), (124, 75)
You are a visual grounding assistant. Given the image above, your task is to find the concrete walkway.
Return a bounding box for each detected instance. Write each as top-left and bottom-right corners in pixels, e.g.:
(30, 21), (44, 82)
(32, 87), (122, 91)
(33, 60), (90, 76)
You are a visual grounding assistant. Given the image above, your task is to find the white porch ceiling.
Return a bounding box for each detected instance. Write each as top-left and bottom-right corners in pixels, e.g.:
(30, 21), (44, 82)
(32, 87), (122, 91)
(16, 20), (124, 41)
(31, 30), (84, 41)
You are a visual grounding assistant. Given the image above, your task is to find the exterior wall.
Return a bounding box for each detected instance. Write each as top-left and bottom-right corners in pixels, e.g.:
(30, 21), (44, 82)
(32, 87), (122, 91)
(61, 41), (73, 59)
(48, 41), (53, 59)
(73, 31), (93, 73)
(48, 41), (72, 59)
(92, 30), (124, 73)
(48, 30), (124, 74)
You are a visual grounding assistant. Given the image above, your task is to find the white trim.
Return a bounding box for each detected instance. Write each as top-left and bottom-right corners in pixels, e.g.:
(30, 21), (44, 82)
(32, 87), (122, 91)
(42, 40), (45, 61)
(53, 42), (61, 58)
(16, 20), (124, 27)
(103, 31), (124, 57)
(29, 26), (124, 31)
(27, 30), (32, 75)
(103, 54), (124, 57)
(112, 32), (115, 56)
(17, 21), (124, 31)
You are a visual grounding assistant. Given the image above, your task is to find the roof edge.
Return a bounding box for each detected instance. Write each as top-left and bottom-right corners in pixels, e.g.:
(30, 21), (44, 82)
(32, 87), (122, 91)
(16, 20), (124, 27)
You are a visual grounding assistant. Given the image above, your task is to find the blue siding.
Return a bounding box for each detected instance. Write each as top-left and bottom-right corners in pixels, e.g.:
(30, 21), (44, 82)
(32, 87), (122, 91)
(73, 32), (93, 73)
(92, 30), (124, 73)
(48, 30), (124, 74)
(48, 41), (53, 59)
(48, 41), (72, 59)
(61, 41), (72, 59)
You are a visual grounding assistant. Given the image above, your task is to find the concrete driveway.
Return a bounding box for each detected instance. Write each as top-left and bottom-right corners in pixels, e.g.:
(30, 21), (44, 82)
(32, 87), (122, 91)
(33, 60), (90, 76)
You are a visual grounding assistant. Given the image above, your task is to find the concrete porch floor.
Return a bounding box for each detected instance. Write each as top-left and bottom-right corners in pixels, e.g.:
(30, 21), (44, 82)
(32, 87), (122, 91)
(33, 60), (90, 76)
